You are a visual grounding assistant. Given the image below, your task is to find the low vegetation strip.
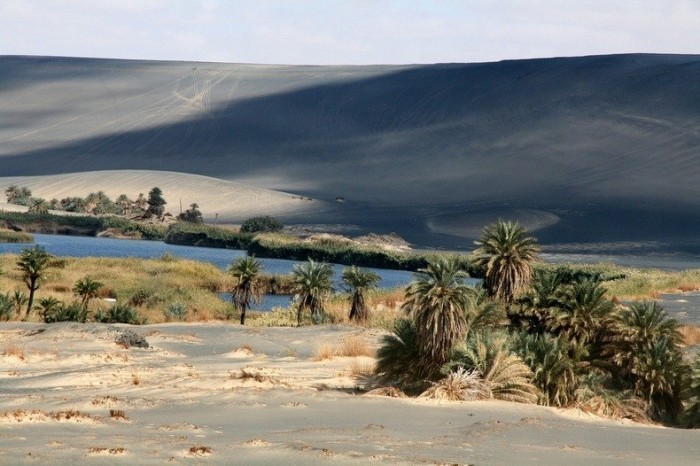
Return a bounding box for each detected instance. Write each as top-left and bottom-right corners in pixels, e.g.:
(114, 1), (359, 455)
(163, 223), (252, 249)
(247, 233), (431, 271)
(0, 211), (166, 240)
(0, 228), (33, 243)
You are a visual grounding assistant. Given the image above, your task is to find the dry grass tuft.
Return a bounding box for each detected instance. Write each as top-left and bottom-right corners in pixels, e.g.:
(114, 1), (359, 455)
(88, 447), (126, 455)
(339, 334), (374, 357)
(0, 409), (100, 423)
(109, 409), (128, 421)
(91, 396), (121, 407)
(680, 325), (700, 346)
(312, 343), (339, 361)
(2, 343), (25, 360)
(313, 335), (375, 361)
(419, 369), (492, 401)
(576, 395), (649, 423)
(231, 367), (280, 385)
(364, 386), (408, 398)
(187, 444), (212, 456)
(235, 344), (254, 355)
(348, 359), (376, 378)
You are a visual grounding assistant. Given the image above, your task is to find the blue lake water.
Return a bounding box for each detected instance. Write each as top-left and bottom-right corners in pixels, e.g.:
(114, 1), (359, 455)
(0, 233), (424, 288)
(0, 234), (427, 311)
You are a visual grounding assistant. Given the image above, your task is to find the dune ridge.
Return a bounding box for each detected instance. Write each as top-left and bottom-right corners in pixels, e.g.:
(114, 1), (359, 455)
(1, 54), (699, 249)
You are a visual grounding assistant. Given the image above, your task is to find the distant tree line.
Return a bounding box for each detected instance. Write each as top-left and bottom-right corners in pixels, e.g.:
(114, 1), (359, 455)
(4, 185), (204, 224)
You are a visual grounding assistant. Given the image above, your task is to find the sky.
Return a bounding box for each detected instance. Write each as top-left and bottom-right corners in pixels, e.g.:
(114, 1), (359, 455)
(1, 0), (699, 65)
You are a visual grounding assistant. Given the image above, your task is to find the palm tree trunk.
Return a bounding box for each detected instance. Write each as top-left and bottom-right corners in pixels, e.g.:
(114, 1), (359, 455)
(25, 283), (36, 321)
(240, 305), (247, 325)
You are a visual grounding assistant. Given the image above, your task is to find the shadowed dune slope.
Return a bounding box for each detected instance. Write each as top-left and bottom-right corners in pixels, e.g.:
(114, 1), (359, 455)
(1, 54), (699, 250)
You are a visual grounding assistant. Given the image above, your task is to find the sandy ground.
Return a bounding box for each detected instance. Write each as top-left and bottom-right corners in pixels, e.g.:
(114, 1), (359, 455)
(0, 323), (697, 465)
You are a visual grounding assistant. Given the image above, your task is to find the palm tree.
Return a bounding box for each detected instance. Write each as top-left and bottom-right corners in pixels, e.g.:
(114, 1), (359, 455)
(513, 332), (579, 407)
(16, 246), (51, 320)
(514, 268), (568, 334)
(609, 301), (687, 421)
(342, 266), (381, 322)
(472, 220), (540, 303)
(550, 279), (614, 348)
(0, 293), (13, 321)
(11, 290), (28, 318)
(228, 256), (263, 325)
(375, 318), (428, 393)
(116, 194), (132, 216)
(444, 331), (539, 404)
(72, 277), (103, 311)
(681, 351), (700, 428)
(291, 260), (333, 325)
(465, 287), (506, 334)
(37, 296), (61, 323)
(28, 198), (49, 214)
(402, 257), (472, 377)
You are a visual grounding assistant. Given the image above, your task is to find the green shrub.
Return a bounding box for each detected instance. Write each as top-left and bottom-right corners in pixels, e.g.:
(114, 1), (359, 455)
(0, 294), (13, 321)
(0, 211), (166, 240)
(0, 229), (33, 243)
(43, 301), (88, 323)
(164, 223), (252, 249)
(240, 216), (283, 234)
(247, 234), (437, 271)
(128, 288), (163, 307)
(164, 302), (188, 321)
(95, 303), (144, 325)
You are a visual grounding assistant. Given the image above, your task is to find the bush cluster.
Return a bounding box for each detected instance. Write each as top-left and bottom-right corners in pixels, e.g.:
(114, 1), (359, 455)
(164, 223), (253, 249)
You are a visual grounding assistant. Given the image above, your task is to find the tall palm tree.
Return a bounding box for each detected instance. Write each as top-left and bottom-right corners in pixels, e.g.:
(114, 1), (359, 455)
(550, 279), (614, 348)
(513, 332), (579, 407)
(342, 266), (381, 322)
(228, 256), (263, 325)
(291, 260), (333, 326)
(402, 257), (472, 377)
(609, 301), (687, 421)
(72, 277), (103, 311)
(514, 268), (567, 334)
(16, 246), (51, 320)
(472, 220), (540, 303)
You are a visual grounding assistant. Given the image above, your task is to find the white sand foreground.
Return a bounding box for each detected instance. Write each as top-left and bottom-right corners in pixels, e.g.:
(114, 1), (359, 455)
(0, 322), (697, 465)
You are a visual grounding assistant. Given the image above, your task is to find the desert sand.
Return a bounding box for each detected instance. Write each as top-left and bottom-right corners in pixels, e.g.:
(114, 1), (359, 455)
(1, 322), (697, 465)
(2, 54), (700, 250)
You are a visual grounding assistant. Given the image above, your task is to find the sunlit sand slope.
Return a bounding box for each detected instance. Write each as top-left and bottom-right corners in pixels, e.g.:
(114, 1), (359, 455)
(0, 171), (322, 222)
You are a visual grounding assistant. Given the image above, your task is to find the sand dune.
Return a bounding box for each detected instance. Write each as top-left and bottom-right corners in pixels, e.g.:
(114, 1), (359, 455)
(0, 322), (697, 465)
(1, 54), (699, 250)
(0, 170), (325, 222)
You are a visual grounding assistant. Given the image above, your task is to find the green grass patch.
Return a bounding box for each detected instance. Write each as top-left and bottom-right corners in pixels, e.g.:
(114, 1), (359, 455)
(164, 223), (253, 249)
(247, 233), (437, 271)
(0, 229), (33, 243)
(0, 211), (166, 240)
